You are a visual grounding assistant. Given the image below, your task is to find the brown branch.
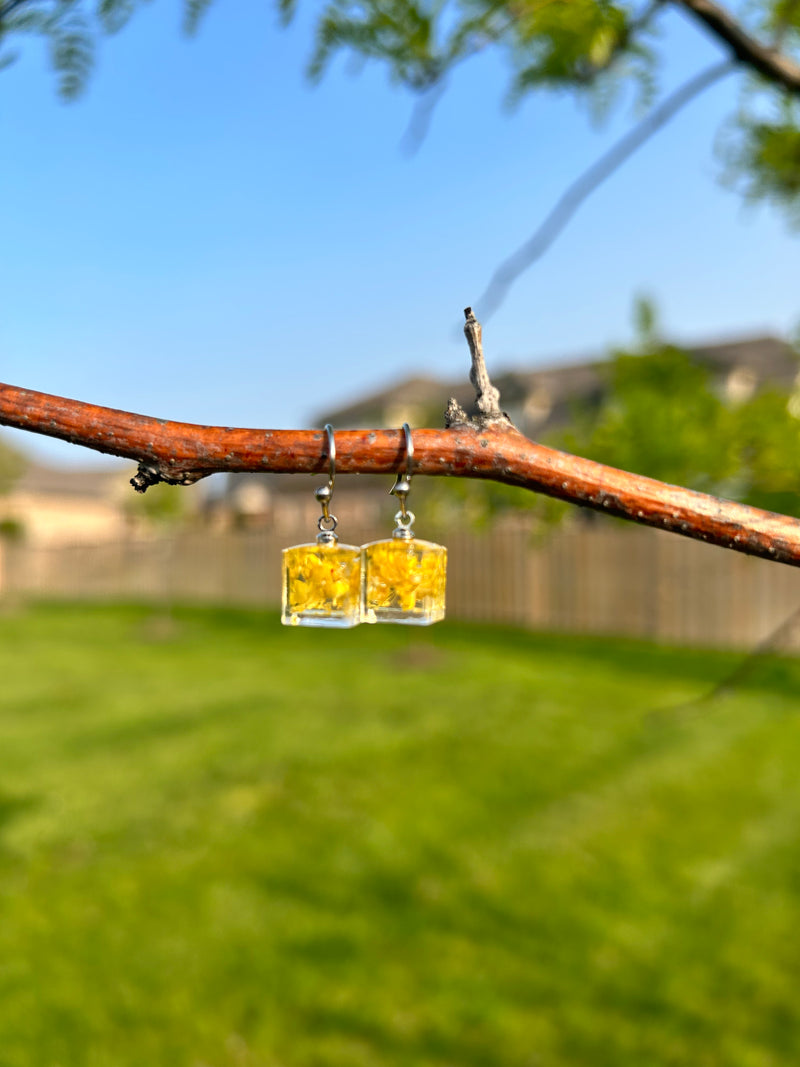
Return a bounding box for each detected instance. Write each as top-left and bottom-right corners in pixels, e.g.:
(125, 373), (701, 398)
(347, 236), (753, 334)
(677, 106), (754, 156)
(2, 379), (800, 566)
(673, 0), (800, 94)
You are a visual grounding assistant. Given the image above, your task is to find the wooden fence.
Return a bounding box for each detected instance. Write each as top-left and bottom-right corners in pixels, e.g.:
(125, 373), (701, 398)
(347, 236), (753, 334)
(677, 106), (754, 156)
(3, 522), (800, 649)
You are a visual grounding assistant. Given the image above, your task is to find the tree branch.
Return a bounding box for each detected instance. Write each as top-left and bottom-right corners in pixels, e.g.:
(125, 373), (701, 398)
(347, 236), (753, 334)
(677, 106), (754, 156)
(400, 78), (450, 156)
(2, 378), (800, 566)
(673, 0), (800, 94)
(476, 58), (735, 318)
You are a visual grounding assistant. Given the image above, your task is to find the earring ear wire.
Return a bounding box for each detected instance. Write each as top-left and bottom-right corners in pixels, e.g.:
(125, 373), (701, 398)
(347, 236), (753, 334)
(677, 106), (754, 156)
(389, 423), (415, 538)
(390, 422), (413, 497)
(314, 424), (338, 543)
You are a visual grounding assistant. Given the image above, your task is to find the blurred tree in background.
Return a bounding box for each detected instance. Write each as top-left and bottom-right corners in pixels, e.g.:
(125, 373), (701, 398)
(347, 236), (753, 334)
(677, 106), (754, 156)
(124, 477), (188, 528)
(568, 346), (740, 497)
(0, 435), (27, 540)
(303, 0), (800, 223)
(430, 299), (800, 527)
(0, 433), (26, 496)
(565, 323), (800, 518)
(1, 0), (799, 224)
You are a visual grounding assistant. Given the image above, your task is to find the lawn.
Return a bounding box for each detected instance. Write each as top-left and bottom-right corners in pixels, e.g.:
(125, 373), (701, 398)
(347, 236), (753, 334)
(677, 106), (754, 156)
(0, 602), (799, 1067)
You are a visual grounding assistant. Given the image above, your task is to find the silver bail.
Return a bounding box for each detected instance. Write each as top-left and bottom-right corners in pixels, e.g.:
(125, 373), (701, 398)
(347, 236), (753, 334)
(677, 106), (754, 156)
(392, 509), (415, 540)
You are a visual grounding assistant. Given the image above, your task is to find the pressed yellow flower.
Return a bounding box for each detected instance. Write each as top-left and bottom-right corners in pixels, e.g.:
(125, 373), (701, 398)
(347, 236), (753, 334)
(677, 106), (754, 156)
(365, 540), (446, 613)
(284, 545), (360, 615)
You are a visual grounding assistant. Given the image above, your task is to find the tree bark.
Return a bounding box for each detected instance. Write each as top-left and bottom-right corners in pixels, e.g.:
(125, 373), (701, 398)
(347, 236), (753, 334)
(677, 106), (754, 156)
(673, 0), (800, 93)
(2, 379), (800, 566)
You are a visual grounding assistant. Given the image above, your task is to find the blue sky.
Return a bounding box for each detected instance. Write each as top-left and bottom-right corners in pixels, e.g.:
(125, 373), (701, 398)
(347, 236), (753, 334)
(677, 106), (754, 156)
(1, 0), (798, 467)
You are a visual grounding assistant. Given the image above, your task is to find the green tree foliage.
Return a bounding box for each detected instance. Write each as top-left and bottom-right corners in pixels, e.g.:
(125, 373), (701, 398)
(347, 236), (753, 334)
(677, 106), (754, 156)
(565, 344), (742, 497)
(0, 433), (26, 496)
(445, 300), (800, 526)
(308, 0), (657, 101)
(731, 387), (800, 515)
(304, 0), (800, 219)
(2, 1), (800, 220)
(562, 309), (800, 517)
(723, 100), (800, 223)
(124, 477), (187, 526)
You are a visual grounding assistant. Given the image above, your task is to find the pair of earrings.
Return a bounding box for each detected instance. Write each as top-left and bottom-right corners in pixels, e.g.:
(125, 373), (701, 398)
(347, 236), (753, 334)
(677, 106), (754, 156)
(282, 425), (446, 628)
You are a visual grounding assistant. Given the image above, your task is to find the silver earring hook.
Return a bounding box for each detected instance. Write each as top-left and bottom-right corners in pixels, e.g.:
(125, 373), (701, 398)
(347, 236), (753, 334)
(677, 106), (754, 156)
(401, 422), (413, 480)
(324, 423), (336, 491)
(390, 423), (413, 520)
(315, 424), (338, 540)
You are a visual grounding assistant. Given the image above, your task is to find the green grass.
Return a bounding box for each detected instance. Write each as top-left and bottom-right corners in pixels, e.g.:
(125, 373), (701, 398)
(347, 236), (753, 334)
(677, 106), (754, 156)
(0, 602), (799, 1066)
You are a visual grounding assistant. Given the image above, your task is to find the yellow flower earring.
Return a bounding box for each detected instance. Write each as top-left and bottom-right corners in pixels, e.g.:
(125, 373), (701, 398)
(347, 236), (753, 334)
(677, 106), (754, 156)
(282, 425), (362, 628)
(362, 424), (446, 625)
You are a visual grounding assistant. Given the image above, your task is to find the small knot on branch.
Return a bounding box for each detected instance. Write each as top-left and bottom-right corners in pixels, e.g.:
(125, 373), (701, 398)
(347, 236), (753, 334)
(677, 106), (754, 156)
(445, 397), (468, 428)
(130, 463), (161, 494)
(130, 463), (206, 492)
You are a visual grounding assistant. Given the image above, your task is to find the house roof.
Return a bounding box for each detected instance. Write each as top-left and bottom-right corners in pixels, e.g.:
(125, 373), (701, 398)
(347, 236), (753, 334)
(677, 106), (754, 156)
(314, 334), (798, 428)
(689, 334), (798, 385)
(13, 463), (129, 500)
(321, 375), (446, 427)
(219, 333), (797, 504)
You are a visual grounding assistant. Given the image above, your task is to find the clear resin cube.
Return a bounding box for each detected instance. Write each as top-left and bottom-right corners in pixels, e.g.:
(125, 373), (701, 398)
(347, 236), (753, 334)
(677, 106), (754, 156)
(282, 542), (362, 628)
(362, 537), (446, 625)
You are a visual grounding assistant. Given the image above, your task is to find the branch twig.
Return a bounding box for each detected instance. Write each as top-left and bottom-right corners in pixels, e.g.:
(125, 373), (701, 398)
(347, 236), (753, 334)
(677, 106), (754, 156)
(446, 307), (511, 427)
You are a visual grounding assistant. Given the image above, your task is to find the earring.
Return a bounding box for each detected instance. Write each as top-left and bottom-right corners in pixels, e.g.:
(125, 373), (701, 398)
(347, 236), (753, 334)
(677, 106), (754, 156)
(282, 425), (362, 628)
(362, 424), (446, 625)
